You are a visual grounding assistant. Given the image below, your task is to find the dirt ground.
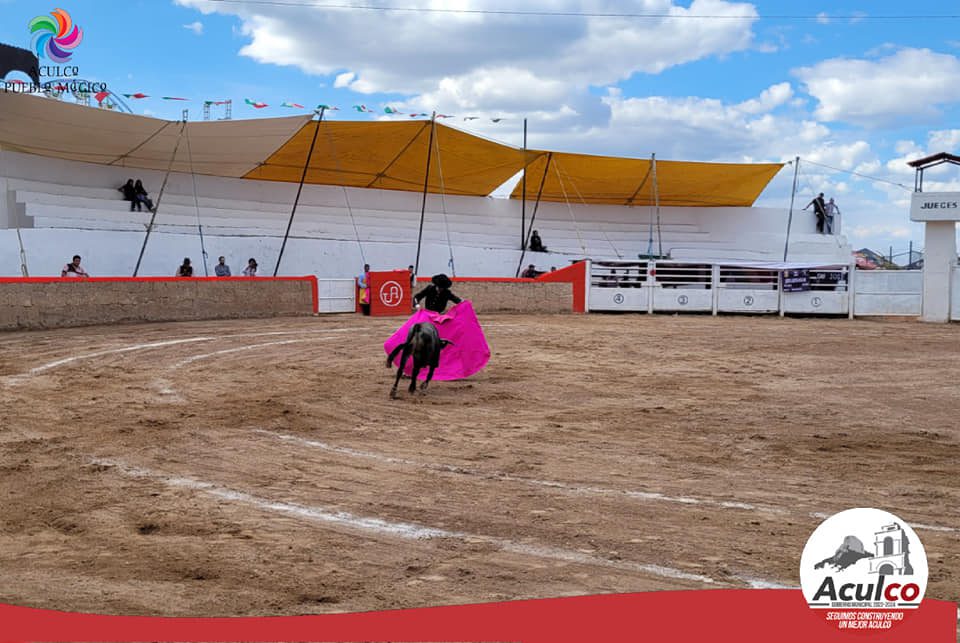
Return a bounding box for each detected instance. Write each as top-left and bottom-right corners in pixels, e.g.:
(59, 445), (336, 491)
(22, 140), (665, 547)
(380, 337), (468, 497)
(0, 313), (958, 617)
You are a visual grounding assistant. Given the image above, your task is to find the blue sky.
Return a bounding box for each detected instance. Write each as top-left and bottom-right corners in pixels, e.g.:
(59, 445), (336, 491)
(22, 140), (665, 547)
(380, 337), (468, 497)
(3, 0), (960, 257)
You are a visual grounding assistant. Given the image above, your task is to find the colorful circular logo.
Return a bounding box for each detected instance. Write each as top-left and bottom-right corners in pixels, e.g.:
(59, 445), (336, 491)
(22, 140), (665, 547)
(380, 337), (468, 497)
(800, 508), (928, 633)
(29, 8), (83, 63)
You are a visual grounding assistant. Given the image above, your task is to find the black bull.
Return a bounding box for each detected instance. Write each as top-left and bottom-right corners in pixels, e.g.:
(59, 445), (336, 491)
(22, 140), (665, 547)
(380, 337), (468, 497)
(0, 44), (41, 86)
(385, 322), (452, 398)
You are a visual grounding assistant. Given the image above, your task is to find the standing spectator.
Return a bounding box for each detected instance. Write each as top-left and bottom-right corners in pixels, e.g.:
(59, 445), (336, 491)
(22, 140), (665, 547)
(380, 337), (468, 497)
(134, 180), (155, 212)
(214, 256), (231, 277)
(408, 264), (416, 288)
(825, 198), (840, 235)
(61, 255), (90, 278)
(357, 263), (371, 316)
(804, 192), (827, 234)
(243, 258), (258, 277)
(118, 179), (140, 211)
(177, 258), (193, 277)
(529, 230), (547, 252)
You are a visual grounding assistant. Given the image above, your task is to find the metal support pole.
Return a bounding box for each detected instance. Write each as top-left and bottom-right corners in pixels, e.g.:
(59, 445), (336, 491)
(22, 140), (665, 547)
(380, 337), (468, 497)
(521, 118), (527, 249)
(133, 120), (187, 276)
(783, 156), (800, 261)
(275, 106), (325, 276)
(413, 112), (437, 277)
(515, 152), (553, 277)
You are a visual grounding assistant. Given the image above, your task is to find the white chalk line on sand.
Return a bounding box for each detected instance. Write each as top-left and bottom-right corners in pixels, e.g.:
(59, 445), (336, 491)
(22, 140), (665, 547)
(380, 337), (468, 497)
(91, 457), (719, 586)
(259, 431), (960, 535)
(4, 328), (358, 383)
(809, 511), (956, 534)
(172, 337), (337, 368)
(256, 430), (784, 515)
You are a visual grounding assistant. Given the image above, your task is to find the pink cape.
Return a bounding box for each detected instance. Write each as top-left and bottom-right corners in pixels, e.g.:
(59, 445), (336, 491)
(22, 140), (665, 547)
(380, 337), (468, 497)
(383, 300), (490, 381)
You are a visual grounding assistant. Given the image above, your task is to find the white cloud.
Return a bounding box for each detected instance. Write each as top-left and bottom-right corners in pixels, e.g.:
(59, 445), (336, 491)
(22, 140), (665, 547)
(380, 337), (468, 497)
(176, 0), (760, 96)
(794, 48), (960, 127)
(183, 21), (204, 35)
(815, 12), (830, 24)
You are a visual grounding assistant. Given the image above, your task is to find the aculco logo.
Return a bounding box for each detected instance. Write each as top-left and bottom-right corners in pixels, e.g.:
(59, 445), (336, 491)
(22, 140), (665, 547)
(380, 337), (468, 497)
(799, 508), (928, 633)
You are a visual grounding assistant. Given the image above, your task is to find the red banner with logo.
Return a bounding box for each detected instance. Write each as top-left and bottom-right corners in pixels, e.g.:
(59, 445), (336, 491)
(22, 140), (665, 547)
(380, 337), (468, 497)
(0, 591), (955, 642)
(368, 269), (412, 316)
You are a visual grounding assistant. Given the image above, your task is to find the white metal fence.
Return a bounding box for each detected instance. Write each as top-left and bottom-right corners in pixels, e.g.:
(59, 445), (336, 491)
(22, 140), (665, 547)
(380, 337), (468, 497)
(587, 261), (927, 318)
(317, 278), (356, 313)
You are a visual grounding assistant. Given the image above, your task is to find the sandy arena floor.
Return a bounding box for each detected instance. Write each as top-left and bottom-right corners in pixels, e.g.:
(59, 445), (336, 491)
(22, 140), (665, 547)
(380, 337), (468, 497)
(0, 313), (958, 616)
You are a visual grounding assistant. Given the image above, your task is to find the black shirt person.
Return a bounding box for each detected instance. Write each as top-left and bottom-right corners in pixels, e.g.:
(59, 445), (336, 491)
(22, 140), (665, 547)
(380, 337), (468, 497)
(804, 192), (827, 234)
(413, 274), (462, 313)
(529, 230), (547, 252)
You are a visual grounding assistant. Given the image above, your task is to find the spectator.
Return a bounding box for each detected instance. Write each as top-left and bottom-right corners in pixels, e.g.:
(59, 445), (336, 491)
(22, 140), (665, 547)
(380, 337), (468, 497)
(118, 179), (140, 211)
(521, 264), (539, 278)
(414, 273), (462, 313)
(358, 263), (371, 316)
(529, 230), (547, 252)
(804, 192), (827, 234)
(61, 254), (90, 278)
(408, 264), (416, 288)
(550, 266), (557, 272)
(177, 258), (193, 277)
(825, 198), (840, 235)
(134, 180), (155, 212)
(214, 256), (231, 277)
(242, 258), (258, 277)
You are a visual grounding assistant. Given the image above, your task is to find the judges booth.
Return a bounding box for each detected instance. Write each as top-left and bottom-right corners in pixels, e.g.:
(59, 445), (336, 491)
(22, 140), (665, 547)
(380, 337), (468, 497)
(358, 269), (412, 316)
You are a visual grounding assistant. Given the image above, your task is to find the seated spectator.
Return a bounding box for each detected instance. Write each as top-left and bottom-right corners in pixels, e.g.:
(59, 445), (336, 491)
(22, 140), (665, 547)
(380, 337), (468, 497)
(134, 180), (155, 212)
(529, 230), (547, 252)
(521, 264), (539, 279)
(177, 258), (193, 277)
(214, 256), (231, 277)
(243, 258), (258, 277)
(61, 254), (90, 278)
(550, 266), (557, 272)
(118, 179), (140, 211)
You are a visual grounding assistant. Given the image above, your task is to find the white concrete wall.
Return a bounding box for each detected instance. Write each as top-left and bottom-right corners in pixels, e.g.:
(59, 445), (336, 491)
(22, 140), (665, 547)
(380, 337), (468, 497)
(854, 270), (922, 316)
(0, 150), (852, 278)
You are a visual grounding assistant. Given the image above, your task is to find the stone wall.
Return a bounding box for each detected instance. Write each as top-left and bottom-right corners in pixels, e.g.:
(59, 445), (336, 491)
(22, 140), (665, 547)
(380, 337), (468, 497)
(431, 280), (573, 314)
(0, 277), (317, 330)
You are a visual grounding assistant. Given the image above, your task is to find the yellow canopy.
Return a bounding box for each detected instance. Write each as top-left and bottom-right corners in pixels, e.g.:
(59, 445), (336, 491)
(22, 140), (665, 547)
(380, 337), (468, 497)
(0, 92), (311, 177)
(511, 151), (783, 207)
(244, 119), (538, 197)
(0, 92), (782, 204)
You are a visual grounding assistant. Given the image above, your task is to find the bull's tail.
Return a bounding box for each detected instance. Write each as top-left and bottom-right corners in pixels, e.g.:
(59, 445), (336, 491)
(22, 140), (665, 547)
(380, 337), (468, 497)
(386, 323), (423, 367)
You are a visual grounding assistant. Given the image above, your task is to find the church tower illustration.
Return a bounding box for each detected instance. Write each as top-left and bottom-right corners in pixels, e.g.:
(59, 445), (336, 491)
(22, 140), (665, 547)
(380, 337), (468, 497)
(869, 522), (914, 576)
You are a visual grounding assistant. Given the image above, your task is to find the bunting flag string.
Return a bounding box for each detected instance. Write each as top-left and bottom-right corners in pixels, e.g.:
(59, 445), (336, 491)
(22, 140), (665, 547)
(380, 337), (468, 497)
(77, 89), (513, 122)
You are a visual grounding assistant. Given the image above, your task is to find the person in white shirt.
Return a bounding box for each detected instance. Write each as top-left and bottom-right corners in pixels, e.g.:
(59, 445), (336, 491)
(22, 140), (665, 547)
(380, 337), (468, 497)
(825, 198), (840, 235)
(242, 258), (258, 277)
(61, 255), (90, 278)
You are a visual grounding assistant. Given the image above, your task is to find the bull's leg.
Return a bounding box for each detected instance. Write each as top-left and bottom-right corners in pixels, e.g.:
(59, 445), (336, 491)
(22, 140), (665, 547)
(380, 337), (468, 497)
(421, 364), (437, 393)
(390, 348), (410, 399)
(408, 362), (421, 395)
